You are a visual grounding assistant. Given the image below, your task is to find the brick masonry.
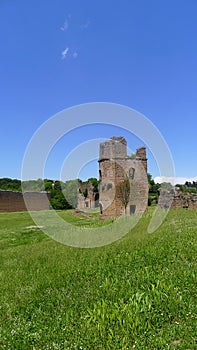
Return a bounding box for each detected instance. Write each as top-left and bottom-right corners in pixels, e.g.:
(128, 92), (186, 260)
(0, 190), (51, 212)
(77, 180), (98, 209)
(99, 137), (149, 219)
(158, 187), (197, 209)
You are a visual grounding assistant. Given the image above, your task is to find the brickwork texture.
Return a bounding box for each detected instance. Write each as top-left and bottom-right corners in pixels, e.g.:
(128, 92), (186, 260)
(0, 190), (51, 212)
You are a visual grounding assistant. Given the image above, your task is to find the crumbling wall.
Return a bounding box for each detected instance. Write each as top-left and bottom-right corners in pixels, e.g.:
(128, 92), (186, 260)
(0, 190), (51, 212)
(136, 146), (148, 173)
(99, 137), (148, 219)
(99, 136), (127, 160)
(158, 188), (197, 209)
(77, 180), (97, 209)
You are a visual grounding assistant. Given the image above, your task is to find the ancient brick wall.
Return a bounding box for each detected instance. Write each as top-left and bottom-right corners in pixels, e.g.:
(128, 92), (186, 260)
(136, 146), (148, 173)
(0, 190), (51, 212)
(77, 180), (97, 209)
(99, 159), (122, 218)
(158, 188), (197, 209)
(99, 136), (127, 161)
(99, 137), (149, 219)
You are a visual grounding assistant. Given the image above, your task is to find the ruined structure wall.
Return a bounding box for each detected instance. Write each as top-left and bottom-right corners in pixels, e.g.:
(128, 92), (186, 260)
(99, 137), (127, 160)
(99, 157), (149, 219)
(158, 190), (197, 209)
(189, 198), (197, 209)
(77, 194), (96, 209)
(77, 180), (97, 209)
(78, 136), (149, 219)
(99, 159), (124, 219)
(125, 158), (149, 214)
(136, 147), (148, 173)
(0, 190), (51, 212)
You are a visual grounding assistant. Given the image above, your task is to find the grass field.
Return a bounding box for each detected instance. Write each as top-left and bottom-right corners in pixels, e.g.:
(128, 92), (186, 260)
(0, 208), (196, 349)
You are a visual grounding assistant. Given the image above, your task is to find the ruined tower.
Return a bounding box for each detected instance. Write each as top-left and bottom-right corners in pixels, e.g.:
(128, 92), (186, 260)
(77, 180), (98, 209)
(98, 136), (149, 219)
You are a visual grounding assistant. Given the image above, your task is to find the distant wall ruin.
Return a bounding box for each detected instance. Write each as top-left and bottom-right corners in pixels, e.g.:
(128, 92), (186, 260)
(158, 187), (197, 209)
(0, 190), (51, 212)
(77, 180), (99, 209)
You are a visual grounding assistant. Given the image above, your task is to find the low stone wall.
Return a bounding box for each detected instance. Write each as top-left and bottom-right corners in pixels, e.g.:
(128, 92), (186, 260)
(158, 189), (197, 209)
(0, 190), (51, 212)
(171, 193), (197, 209)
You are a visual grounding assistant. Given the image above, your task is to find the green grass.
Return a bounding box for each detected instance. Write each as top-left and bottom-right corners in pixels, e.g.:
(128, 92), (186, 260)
(58, 208), (112, 227)
(0, 208), (196, 349)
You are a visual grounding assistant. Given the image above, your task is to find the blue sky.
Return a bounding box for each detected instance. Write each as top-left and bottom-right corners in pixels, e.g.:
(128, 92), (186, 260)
(0, 0), (197, 183)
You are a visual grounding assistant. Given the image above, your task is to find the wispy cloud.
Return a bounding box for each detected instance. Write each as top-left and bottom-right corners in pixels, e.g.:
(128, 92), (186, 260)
(60, 15), (87, 61)
(81, 20), (90, 30)
(61, 47), (69, 60)
(61, 19), (69, 31)
(73, 51), (78, 59)
(61, 15), (71, 31)
(154, 176), (197, 185)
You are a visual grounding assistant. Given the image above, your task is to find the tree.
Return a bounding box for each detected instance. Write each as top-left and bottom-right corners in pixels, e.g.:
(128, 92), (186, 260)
(88, 178), (99, 192)
(117, 176), (130, 213)
(50, 189), (72, 210)
(63, 179), (78, 208)
(0, 177), (77, 210)
(147, 173), (160, 205)
(44, 179), (53, 191)
(0, 178), (21, 192)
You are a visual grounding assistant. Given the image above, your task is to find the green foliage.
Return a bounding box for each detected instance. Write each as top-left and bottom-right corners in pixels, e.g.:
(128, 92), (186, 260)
(0, 208), (196, 349)
(0, 178), (77, 210)
(148, 173), (160, 194)
(43, 179), (53, 191)
(22, 178), (45, 191)
(176, 182), (197, 194)
(0, 178), (21, 191)
(88, 177), (99, 192)
(147, 174), (160, 206)
(117, 176), (131, 210)
(148, 194), (158, 206)
(78, 177), (99, 199)
(187, 187), (197, 193)
(185, 181), (197, 189)
(128, 153), (136, 158)
(43, 180), (73, 210)
(50, 189), (72, 210)
(63, 179), (78, 208)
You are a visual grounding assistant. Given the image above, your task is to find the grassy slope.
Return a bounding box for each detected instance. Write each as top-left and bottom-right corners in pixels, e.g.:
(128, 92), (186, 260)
(0, 208), (196, 350)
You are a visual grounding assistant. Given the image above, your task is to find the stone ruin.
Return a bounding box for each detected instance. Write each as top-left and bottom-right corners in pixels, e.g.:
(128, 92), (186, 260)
(77, 136), (149, 219)
(77, 180), (99, 210)
(2, 136), (195, 215)
(98, 136), (149, 219)
(158, 187), (197, 209)
(78, 136), (197, 216)
(0, 190), (51, 212)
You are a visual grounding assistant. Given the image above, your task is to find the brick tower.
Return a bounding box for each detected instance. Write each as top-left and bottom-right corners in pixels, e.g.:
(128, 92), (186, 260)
(98, 137), (148, 219)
